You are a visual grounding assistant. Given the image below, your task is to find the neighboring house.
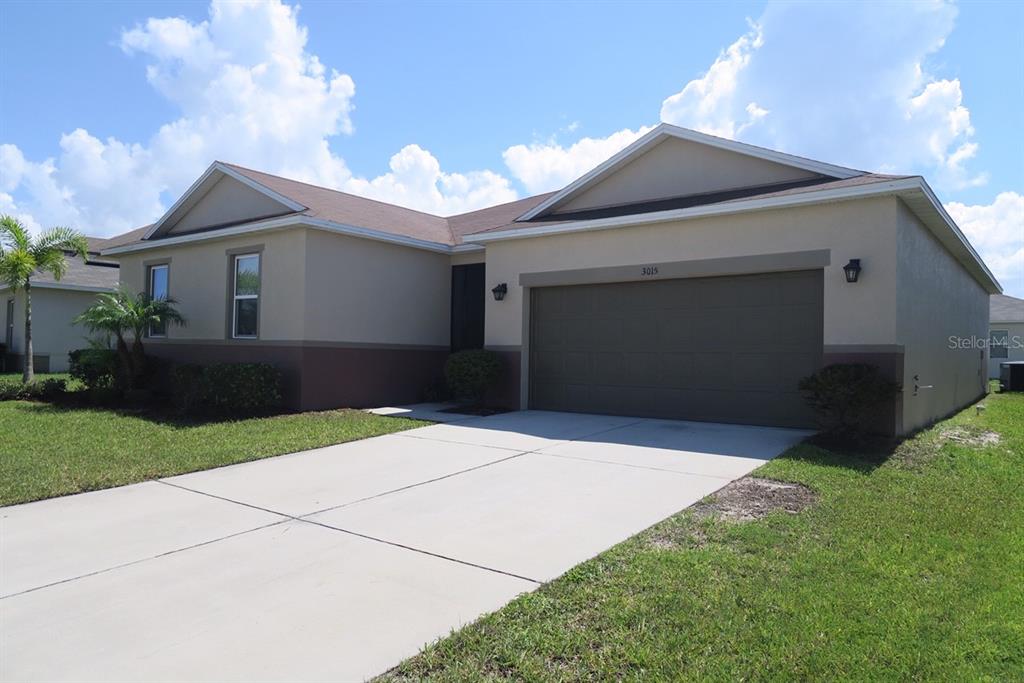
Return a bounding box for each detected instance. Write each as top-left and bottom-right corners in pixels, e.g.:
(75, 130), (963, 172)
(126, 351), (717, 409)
(2, 237), (120, 373)
(989, 294), (1024, 378)
(101, 124), (1000, 435)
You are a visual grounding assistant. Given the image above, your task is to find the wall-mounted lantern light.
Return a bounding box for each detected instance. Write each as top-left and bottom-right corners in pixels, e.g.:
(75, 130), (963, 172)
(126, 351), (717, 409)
(843, 259), (862, 283)
(491, 283), (508, 301)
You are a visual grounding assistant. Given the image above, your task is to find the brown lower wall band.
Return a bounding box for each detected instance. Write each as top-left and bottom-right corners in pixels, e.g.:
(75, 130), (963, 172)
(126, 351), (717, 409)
(484, 348), (522, 410)
(145, 343), (449, 412)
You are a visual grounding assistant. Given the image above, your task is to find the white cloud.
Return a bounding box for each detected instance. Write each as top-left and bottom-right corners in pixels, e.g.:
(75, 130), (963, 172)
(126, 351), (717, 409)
(2, 0), (513, 235)
(659, 1), (986, 190)
(659, 23), (765, 139)
(502, 126), (655, 195)
(946, 192), (1024, 289)
(344, 145), (517, 216)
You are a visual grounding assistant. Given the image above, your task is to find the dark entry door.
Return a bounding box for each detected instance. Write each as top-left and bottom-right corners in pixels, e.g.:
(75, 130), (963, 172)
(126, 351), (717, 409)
(451, 263), (485, 351)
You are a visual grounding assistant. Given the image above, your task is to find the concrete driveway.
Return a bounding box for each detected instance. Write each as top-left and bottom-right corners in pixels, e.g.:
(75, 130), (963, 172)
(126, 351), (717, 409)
(0, 410), (810, 682)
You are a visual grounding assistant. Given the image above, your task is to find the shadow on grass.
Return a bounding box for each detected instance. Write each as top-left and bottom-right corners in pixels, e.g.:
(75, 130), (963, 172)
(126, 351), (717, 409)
(10, 397), (288, 429)
(773, 439), (896, 474)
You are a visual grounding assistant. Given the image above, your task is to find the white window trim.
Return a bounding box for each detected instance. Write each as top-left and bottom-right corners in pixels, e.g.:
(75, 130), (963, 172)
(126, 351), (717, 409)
(232, 253), (260, 340)
(148, 264), (169, 338)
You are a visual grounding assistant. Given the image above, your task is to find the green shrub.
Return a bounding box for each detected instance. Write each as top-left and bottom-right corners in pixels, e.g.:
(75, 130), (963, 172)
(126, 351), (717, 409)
(444, 350), (503, 403)
(68, 349), (119, 390)
(799, 363), (901, 437)
(170, 362), (283, 416)
(0, 377), (68, 401)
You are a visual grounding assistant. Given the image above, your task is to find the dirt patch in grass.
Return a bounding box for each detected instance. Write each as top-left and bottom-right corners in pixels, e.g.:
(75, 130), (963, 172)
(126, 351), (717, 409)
(646, 477), (818, 550)
(692, 477), (818, 522)
(939, 426), (1002, 448)
(892, 425), (1002, 471)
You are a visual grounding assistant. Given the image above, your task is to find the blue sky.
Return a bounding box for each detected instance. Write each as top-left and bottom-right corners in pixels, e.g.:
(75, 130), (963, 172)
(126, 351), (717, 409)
(1, 0), (1021, 294)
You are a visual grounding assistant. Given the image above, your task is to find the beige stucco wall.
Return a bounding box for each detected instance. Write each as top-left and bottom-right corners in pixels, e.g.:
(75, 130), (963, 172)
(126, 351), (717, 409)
(117, 227), (451, 348)
(988, 322), (1024, 378)
(168, 176), (290, 235)
(450, 250), (486, 266)
(2, 287), (104, 371)
(303, 230), (451, 346)
(485, 196), (901, 353)
(559, 137), (821, 213)
(896, 201), (989, 432)
(118, 229), (308, 341)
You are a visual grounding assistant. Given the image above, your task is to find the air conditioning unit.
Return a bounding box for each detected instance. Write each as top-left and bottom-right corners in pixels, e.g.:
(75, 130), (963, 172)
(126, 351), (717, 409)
(999, 361), (1024, 392)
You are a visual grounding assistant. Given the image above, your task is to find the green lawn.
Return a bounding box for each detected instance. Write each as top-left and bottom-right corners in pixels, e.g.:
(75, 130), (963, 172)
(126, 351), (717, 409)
(382, 391), (1024, 681)
(0, 401), (425, 506)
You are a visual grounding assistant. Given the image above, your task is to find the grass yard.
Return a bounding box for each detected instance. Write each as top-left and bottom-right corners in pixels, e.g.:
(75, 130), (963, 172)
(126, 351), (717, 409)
(0, 401), (425, 506)
(382, 390), (1024, 681)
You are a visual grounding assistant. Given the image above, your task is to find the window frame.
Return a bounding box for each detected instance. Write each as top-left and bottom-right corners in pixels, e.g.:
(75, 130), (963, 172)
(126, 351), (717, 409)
(991, 329), (1009, 360)
(231, 252), (261, 340)
(146, 262), (170, 338)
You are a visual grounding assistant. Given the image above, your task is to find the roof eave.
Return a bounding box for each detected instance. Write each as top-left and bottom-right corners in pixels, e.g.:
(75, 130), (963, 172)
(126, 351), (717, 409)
(469, 177), (1002, 295)
(141, 162), (307, 241)
(515, 123), (866, 222)
(104, 214), (456, 256)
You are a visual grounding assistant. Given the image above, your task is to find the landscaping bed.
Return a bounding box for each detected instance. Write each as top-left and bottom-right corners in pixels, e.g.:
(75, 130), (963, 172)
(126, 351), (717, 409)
(380, 390), (1024, 681)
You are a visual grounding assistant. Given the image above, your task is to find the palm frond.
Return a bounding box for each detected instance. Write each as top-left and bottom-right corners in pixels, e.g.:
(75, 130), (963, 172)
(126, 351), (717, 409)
(0, 249), (35, 291)
(0, 215), (31, 252)
(35, 249), (69, 280)
(32, 226), (88, 260)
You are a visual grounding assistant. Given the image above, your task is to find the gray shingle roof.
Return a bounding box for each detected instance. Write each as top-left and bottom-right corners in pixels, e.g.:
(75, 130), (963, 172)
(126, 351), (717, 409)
(31, 254), (119, 290)
(991, 294), (1024, 323)
(225, 163), (455, 245)
(100, 165), (909, 251)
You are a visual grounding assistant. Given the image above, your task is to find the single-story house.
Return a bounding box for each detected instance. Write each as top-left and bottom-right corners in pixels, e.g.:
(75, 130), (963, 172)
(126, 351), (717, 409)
(989, 294), (1024, 378)
(2, 238), (120, 373)
(101, 124), (1000, 434)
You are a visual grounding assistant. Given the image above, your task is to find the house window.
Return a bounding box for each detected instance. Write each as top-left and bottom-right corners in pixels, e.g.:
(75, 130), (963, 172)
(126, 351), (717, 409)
(232, 253), (260, 339)
(991, 330), (1009, 359)
(148, 264), (169, 337)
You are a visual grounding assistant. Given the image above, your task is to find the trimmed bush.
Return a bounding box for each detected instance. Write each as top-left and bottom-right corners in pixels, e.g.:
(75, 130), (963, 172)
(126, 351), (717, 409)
(444, 350), (503, 404)
(799, 363), (901, 437)
(68, 349), (119, 390)
(0, 377), (67, 401)
(170, 362), (283, 416)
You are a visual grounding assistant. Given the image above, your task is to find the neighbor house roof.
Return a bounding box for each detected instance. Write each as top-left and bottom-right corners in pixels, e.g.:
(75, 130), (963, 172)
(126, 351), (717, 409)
(991, 294), (1024, 323)
(98, 124), (1000, 293)
(0, 241), (120, 294)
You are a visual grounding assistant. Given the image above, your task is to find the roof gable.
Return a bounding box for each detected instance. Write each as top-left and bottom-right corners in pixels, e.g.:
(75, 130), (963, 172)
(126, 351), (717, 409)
(145, 163), (305, 240)
(519, 123), (864, 221)
(991, 294), (1024, 323)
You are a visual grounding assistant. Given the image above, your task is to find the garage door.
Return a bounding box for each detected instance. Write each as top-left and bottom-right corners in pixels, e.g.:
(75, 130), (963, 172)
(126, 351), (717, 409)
(529, 270), (823, 427)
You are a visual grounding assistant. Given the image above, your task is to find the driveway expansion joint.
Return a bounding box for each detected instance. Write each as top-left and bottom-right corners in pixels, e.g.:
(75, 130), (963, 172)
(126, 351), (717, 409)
(0, 518), (289, 600)
(536, 451), (736, 480)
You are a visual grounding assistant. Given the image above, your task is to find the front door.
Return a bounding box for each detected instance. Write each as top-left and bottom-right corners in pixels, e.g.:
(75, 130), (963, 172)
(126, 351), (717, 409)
(450, 263), (485, 352)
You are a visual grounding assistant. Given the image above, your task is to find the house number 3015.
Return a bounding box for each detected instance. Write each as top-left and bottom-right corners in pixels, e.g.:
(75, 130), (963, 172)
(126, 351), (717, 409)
(641, 266), (659, 276)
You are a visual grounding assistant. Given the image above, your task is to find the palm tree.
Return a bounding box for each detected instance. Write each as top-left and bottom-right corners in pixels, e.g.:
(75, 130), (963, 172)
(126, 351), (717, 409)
(75, 287), (186, 388)
(0, 215), (88, 383)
